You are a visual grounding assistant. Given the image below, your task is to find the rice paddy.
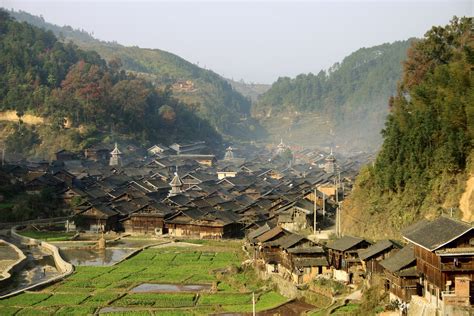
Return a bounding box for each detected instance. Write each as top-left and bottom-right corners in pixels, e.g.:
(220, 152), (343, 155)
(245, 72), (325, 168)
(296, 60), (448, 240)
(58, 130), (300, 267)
(0, 240), (288, 315)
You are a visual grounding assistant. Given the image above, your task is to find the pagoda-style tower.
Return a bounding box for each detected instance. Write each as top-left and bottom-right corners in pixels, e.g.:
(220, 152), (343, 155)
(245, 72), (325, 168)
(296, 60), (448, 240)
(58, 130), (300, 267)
(276, 138), (286, 155)
(224, 146), (234, 160)
(324, 148), (337, 174)
(109, 143), (122, 166)
(168, 168), (183, 197)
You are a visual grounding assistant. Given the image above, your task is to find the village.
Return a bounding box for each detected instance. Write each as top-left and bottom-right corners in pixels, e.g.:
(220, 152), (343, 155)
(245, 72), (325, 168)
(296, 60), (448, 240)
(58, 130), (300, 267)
(0, 140), (472, 315)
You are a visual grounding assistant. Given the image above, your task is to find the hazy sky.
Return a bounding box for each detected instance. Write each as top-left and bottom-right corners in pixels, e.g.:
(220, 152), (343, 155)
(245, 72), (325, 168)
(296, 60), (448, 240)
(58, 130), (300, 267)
(2, 0), (472, 83)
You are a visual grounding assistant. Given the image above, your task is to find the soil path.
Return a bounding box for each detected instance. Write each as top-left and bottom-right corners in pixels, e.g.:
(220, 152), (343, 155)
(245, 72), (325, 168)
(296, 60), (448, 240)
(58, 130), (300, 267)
(0, 111), (44, 125)
(460, 175), (474, 222)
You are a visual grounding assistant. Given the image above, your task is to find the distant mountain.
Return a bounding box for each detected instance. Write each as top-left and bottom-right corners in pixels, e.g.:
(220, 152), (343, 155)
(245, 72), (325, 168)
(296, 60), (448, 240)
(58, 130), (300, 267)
(0, 10), (221, 159)
(254, 40), (413, 151)
(10, 10), (263, 140)
(226, 79), (271, 102)
(343, 17), (473, 238)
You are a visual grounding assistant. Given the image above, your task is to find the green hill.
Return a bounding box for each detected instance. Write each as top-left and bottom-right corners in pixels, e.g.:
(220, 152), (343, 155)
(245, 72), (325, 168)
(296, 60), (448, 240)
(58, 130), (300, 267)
(10, 10), (263, 140)
(254, 40), (413, 151)
(0, 10), (221, 159)
(343, 17), (473, 238)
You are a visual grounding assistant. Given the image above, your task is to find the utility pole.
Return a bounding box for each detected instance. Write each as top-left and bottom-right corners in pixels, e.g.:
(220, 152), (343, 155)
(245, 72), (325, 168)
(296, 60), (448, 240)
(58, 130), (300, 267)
(252, 292), (256, 316)
(322, 192), (326, 217)
(313, 188), (317, 235)
(338, 203), (343, 238)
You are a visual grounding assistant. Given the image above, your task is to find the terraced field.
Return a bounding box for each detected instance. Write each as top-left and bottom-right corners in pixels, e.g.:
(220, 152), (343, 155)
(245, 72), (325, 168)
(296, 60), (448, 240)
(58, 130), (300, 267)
(0, 240), (288, 315)
(0, 241), (21, 280)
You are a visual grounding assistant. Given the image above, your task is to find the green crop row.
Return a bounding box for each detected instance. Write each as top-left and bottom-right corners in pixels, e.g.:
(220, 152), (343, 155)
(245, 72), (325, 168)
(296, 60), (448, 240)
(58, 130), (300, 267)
(113, 293), (196, 308)
(35, 293), (90, 307)
(0, 293), (51, 307)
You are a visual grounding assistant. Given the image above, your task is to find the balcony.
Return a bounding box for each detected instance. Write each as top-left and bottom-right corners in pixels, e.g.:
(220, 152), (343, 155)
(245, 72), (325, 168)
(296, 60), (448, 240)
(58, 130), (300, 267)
(440, 261), (474, 271)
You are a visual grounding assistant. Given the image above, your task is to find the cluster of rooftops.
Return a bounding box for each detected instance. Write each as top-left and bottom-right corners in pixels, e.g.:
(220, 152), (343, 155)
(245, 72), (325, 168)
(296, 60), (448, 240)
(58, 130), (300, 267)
(1, 139), (472, 311)
(246, 216), (473, 309)
(0, 140), (369, 237)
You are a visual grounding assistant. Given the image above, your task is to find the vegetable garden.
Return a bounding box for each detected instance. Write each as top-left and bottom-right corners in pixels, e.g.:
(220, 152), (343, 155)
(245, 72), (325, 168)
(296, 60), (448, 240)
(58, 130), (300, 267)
(0, 241), (288, 315)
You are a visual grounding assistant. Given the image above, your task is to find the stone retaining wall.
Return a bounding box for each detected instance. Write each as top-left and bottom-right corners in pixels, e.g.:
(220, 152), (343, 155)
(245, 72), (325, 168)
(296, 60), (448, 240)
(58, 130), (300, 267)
(0, 227), (74, 299)
(39, 241), (73, 274)
(10, 227), (40, 246)
(257, 268), (299, 298)
(0, 240), (27, 290)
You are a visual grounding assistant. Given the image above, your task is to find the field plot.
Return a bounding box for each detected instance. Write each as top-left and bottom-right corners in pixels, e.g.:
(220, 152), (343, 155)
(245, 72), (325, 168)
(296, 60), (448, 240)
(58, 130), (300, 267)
(0, 240), (288, 315)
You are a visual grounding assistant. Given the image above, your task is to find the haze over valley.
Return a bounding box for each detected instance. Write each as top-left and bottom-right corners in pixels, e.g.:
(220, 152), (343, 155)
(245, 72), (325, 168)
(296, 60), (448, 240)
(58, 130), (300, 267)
(0, 2), (472, 316)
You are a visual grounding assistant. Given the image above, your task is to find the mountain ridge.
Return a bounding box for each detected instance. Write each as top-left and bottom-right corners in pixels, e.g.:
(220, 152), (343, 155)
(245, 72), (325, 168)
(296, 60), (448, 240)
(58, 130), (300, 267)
(254, 39), (413, 151)
(9, 9), (264, 140)
(342, 16), (473, 238)
(0, 10), (222, 159)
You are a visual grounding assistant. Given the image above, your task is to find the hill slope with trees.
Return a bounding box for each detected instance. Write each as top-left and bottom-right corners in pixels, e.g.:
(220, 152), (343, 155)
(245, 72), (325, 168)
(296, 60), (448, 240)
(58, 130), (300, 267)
(10, 10), (263, 140)
(0, 10), (221, 158)
(254, 40), (413, 151)
(342, 17), (473, 238)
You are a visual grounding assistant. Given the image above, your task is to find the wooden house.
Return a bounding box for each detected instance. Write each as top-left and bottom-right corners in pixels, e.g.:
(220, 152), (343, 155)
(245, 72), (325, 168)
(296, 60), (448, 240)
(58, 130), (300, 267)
(402, 216), (474, 308)
(165, 208), (243, 239)
(181, 171), (216, 190)
(60, 187), (87, 205)
(380, 245), (418, 303)
(326, 236), (371, 283)
(261, 233), (308, 274)
(25, 173), (66, 194)
(169, 142), (206, 155)
(288, 246), (329, 284)
(358, 240), (401, 275)
(121, 203), (174, 235)
(217, 166), (238, 180)
(276, 198), (315, 232)
(255, 226), (288, 267)
(84, 146), (111, 163)
(2, 164), (28, 182)
(257, 228), (328, 284)
(52, 169), (76, 188)
(75, 204), (119, 232)
(55, 149), (77, 161)
(147, 144), (170, 156)
(246, 223), (273, 257)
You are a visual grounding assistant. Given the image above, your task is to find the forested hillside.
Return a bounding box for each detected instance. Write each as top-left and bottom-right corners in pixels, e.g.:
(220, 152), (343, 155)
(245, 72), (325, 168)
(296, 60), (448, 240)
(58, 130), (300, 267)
(0, 10), (221, 158)
(10, 10), (262, 140)
(343, 17), (473, 238)
(255, 40), (412, 151)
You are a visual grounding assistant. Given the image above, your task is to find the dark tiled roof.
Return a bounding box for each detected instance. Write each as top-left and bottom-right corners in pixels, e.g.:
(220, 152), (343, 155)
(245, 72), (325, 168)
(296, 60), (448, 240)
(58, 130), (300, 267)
(257, 226), (285, 243)
(213, 210), (240, 224)
(247, 223), (271, 241)
(326, 236), (367, 252)
(288, 246), (325, 254)
(264, 233), (305, 249)
(380, 245), (416, 273)
(358, 240), (399, 261)
(293, 257), (329, 267)
(217, 201), (240, 212)
(167, 194), (191, 206)
(402, 216), (472, 251)
(397, 266), (418, 277)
